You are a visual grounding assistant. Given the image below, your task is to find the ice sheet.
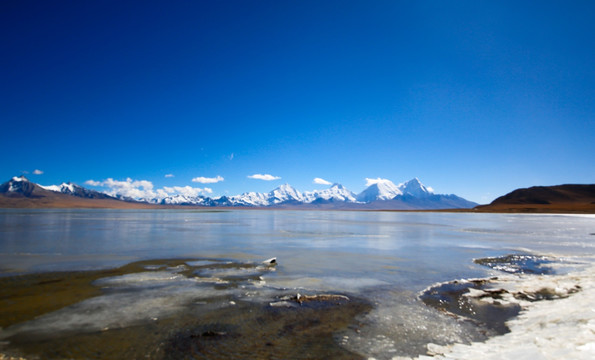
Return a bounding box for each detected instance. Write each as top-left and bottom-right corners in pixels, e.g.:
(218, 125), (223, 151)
(400, 258), (595, 360)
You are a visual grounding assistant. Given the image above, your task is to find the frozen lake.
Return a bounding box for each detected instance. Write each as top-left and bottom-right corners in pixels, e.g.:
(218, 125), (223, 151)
(0, 209), (593, 359)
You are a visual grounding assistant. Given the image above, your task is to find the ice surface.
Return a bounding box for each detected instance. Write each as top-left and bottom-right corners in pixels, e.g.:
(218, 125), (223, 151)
(266, 276), (389, 293)
(0, 260), (282, 341)
(402, 259), (595, 360)
(0, 271), (228, 340)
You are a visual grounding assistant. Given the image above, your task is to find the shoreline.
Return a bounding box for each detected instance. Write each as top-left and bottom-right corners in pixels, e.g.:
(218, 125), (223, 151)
(403, 257), (595, 360)
(2, 255), (593, 359)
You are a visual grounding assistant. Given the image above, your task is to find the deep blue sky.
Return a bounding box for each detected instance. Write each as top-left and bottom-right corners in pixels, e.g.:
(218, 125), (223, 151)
(2, 0), (593, 203)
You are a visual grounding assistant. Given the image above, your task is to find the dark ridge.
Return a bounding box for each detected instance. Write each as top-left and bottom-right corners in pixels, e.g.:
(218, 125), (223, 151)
(490, 184), (595, 205)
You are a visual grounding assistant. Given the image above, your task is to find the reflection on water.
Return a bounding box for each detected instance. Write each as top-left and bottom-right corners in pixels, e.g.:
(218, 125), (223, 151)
(0, 210), (593, 359)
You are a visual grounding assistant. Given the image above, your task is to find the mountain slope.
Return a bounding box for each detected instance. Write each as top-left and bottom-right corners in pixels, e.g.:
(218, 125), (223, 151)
(356, 179), (402, 202)
(303, 184), (357, 204)
(398, 178), (433, 198)
(41, 182), (117, 200)
(0, 177), (159, 209)
(490, 184), (595, 205)
(0, 176), (47, 197)
(268, 184), (304, 204)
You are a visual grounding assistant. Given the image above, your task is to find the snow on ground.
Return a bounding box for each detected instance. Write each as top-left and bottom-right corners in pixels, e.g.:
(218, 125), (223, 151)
(392, 258), (595, 360)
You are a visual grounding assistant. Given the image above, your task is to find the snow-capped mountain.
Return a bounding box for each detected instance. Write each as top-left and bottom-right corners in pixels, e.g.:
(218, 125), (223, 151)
(150, 184), (307, 207)
(222, 183), (357, 207)
(152, 194), (212, 206)
(303, 183), (357, 203)
(2, 176), (478, 209)
(356, 179), (403, 202)
(355, 177), (435, 202)
(0, 176), (40, 196)
(398, 178), (433, 198)
(223, 184), (305, 206)
(226, 191), (270, 207)
(268, 184), (304, 204)
(41, 182), (115, 200)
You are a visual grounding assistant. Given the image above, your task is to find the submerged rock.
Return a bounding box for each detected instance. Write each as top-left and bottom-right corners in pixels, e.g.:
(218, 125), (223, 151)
(295, 293), (350, 304)
(262, 257), (277, 266)
(270, 293), (350, 307)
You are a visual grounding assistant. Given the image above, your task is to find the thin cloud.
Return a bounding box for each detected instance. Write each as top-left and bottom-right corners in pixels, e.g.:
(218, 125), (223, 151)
(192, 175), (224, 184)
(313, 177), (332, 185)
(247, 174), (281, 181)
(229, 153), (234, 160)
(85, 180), (102, 186)
(365, 177), (392, 186)
(165, 174), (174, 178)
(33, 169), (44, 175)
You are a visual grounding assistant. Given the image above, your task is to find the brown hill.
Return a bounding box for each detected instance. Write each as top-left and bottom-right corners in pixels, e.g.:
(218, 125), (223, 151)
(475, 184), (595, 213)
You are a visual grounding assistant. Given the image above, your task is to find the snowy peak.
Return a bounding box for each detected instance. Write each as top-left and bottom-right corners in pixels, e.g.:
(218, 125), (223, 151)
(0, 176), (39, 196)
(41, 181), (115, 200)
(157, 194), (210, 206)
(42, 182), (77, 194)
(11, 176), (28, 182)
(399, 178), (433, 198)
(357, 178), (436, 202)
(303, 183), (357, 203)
(357, 179), (403, 202)
(226, 191), (270, 207)
(269, 184), (304, 204)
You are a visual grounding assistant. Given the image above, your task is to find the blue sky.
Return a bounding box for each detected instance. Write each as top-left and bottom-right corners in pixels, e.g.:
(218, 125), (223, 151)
(1, 0), (593, 203)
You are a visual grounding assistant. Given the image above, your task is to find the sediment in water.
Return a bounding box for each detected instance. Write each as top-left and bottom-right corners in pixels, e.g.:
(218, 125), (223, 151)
(0, 258), (371, 360)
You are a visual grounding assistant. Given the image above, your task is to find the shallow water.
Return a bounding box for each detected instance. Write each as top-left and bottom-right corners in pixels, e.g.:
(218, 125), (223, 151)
(0, 210), (593, 359)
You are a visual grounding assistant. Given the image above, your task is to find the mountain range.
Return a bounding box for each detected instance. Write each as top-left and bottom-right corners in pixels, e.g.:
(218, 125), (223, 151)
(139, 177), (476, 209)
(0, 176), (478, 210)
(0, 176), (156, 209)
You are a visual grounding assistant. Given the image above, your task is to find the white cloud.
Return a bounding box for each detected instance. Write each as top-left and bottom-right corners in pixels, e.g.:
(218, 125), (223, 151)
(165, 174), (174, 178)
(426, 186), (434, 193)
(313, 177), (332, 185)
(33, 169), (44, 175)
(365, 177), (392, 187)
(192, 175), (224, 184)
(229, 153), (234, 160)
(98, 178), (155, 199)
(87, 177), (213, 200)
(85, 180), (102, 187)
(247, 174), (281, 181)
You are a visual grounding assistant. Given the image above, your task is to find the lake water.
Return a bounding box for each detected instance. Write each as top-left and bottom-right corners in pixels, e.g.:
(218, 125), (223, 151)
(0, 209), (594, 359)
